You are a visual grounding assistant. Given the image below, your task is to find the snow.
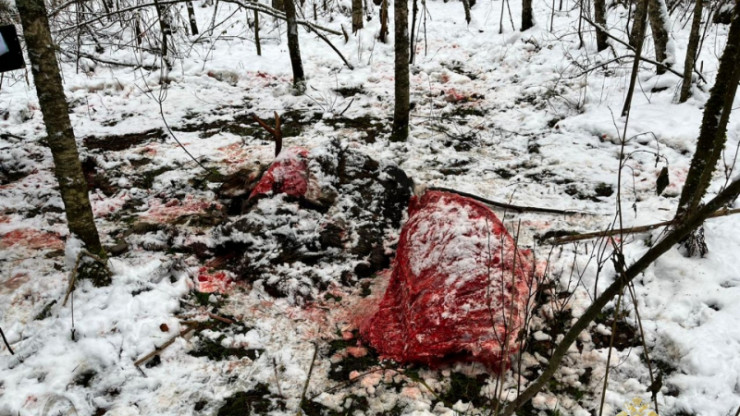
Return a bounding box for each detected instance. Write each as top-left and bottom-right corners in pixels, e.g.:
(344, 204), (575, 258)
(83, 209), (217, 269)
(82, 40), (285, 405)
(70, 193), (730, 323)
(1, 0), (740, 414)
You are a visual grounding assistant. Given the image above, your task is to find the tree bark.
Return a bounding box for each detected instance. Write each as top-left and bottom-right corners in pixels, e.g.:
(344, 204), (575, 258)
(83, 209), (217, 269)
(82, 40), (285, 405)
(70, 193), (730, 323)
(462, 0), (471, 24)
(254, 9), (261, 56)
(15, 0), (107, 270)
(629, 0), (648, 47)
(679, 0), (703, 102)
(677, 0), (740, 218)
(391, 0), (409, 142)
(283, 0), (305, 88)
(521, 0), (533, 30)
(647, 0), (671, 74)
(352, 0), (363, 32)
(186, 1), (198, 35)
(410, 0), (418, 63)
(622, 0), (649, 116)
(594, 0), (608, 51)
(153, 0), (172, 70)
(379, 0), (389, 43)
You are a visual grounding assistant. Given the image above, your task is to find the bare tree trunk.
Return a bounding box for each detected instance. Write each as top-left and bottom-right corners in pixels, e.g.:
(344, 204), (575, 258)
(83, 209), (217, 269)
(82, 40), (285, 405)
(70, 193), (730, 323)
(16, 0), (109, 284)
(272, 0), (284, 10)
(283, 0), (305, 89)
(410, 0), (418, 63)
(622, 0), (649, 116)
(629, 0), (648, 47)
(594, 0), (608, 51)
(254, 9), (261, 56)
(647, 0), (672, 74)
(522, 0), (534, 30)
(186, 1), (198, 35)
(679, 0), (703, 102)
(462, 0), (471, 24)
(352, 0), (363, 32)
(391, 0), (409, 142)
(153, 0), (172, 70)
(379, 0), (389, 42)
(677, 1), (740, 220)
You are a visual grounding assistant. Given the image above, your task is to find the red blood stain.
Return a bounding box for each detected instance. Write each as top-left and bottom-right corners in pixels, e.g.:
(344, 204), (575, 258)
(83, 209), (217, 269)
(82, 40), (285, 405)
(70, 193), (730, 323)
(0, 229), (64, 250)
(249, 147), (309, 200)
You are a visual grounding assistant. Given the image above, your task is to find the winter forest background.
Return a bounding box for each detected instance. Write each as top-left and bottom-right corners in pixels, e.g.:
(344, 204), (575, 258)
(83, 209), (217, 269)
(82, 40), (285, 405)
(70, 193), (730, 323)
(1, 0), (740, 414)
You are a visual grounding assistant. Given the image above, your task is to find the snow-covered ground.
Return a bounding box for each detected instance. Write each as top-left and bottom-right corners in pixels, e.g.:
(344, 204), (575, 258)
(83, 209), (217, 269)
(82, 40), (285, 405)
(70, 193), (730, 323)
(1, 0), (740, 414)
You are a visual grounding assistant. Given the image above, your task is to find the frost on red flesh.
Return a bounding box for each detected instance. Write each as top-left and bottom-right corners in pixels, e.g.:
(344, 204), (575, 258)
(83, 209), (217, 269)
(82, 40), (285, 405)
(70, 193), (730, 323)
(196, 267), (233, 293)
(361, 190), (536, 369)
(248, 147), (309, 200)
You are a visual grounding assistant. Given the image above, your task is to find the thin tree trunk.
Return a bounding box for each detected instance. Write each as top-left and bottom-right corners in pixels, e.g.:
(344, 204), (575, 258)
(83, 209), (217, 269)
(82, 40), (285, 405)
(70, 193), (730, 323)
(391, 0), (409, 142)
(679, 0), (703, 102)
(462, 0), (471, 24)
(677, 1), (740, 218)
(594, 0), (608, 51)
(283, 0), (305, 88)
(522, 0), (534, 30)
(410, 0), (418, 63)
(186, 1), (198, 35)
(647, 0), (671, 74)
(379, 0), (389, 43)
(153, 0), (172, 70)
(500, 175), (740, 416)
(254, 9), (261, 56)
(622, 0), (649, 116)
(629, 0), (648, 47)
(16, 0), (108, 281)
(352, 0), (363, 32)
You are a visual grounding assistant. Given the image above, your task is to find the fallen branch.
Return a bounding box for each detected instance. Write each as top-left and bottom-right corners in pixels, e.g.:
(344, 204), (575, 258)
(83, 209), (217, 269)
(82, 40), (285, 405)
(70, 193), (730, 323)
(542, 207), (740, 245)
(429, 186), (595, 216)
(500, 177), (740, 415)
(134, 324), (195, 367)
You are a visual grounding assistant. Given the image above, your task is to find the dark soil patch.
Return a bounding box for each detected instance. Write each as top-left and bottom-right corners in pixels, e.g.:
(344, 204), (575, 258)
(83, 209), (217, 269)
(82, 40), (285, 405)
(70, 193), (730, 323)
(83, 129), (164, 151)
(332, 86), (365, 97)
(592, 308), (641, 351)
(189, 335), (262, 361)
(217, 384), (285, 416)
(437, 372), (490, 408)
(175, 108), (321, 140)
(322, 115), (389, 143)
(301, 395), (370, 416)
(328, 333), (380, 382)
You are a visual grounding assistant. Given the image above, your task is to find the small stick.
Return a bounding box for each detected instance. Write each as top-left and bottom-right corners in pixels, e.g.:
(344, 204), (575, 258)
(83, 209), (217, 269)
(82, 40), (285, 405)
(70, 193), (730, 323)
(544, 207), (740, 245)
(429, 186), (594, 216)
(253, 112), (283, 157)
(0, 326), (14, 355)
(134, 324), (195, 367)
(297, 343), (318, 414)
(63, 249), (109, 307)
(273, 357), (284, 397)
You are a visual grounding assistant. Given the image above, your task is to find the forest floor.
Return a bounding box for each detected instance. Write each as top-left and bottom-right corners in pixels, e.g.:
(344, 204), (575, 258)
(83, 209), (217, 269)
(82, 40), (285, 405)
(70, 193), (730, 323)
(2, 0), (740, 415)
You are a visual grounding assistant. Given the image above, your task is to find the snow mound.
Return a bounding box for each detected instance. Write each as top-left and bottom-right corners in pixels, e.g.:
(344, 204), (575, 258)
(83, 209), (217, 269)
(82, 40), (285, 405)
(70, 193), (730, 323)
(361, 190), (537, 369)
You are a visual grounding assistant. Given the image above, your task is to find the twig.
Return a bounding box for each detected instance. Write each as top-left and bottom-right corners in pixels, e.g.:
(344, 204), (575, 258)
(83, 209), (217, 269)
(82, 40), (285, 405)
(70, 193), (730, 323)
(134, 324), (195, 367)
(63, 249), (109, 307)
(297, 342), (318, 415)
(500, 177), (740, 416)
(582, 16), (707, 83)
(253, 112), (283, 157)
(429, 186), (594, 215)
(543, 207), (740, 245)
(273, 357), (284, 397)
(0, 326), (14, 355)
